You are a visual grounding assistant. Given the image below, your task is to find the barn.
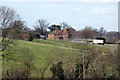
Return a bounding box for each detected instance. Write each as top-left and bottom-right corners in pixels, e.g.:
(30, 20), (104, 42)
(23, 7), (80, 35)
(92, 39), (104, 45)
(71, 38), (105, 45)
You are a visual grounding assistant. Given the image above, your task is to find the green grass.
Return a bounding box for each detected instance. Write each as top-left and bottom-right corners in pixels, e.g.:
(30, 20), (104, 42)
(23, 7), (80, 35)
(33, 39), (74, 47)
(2, 39), (117, 78)
(2, 40), (76, 77)
(33, 39), (116, 53)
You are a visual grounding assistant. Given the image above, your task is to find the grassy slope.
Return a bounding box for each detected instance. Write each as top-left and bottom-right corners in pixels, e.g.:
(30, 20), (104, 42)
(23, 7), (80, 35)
(33, 39), (116, 53)
(33, 39), (74, 47)
(2, 39), (117, 78)
(3, 40), (76, 77)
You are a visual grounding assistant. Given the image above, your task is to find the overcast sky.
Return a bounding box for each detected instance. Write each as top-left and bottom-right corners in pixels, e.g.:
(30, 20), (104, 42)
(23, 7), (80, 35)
(1, 0), (119, 2)
(1, 0), (118, 31)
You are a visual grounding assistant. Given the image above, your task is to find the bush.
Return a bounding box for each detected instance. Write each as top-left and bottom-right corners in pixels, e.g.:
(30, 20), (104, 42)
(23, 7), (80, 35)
(50, 62), (64, 80)
(28, 35), (33, 41)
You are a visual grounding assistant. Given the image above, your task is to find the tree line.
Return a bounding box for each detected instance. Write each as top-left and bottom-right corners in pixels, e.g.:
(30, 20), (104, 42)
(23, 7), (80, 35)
(1, 6), (119, 44)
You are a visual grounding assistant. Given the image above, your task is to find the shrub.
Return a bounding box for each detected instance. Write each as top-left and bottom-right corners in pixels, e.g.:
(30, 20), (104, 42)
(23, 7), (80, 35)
(28, 34), (33, 41)
(50, 62), (64, 80)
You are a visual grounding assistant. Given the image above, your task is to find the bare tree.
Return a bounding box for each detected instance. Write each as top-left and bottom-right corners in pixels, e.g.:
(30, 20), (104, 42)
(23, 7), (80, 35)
(60, 22), (70, 29)
(0, 7), (27, 79)
(105, 31), (119, 43)
(0, 6), (20, 52)
(77, 26), (99, 38)
(34, 19), (49, 37)
(5, 47), (35, 79)
(9, 20), (26, 39)
(99, 27), (106, 37)
(39, 63), (50, 79)
(21, 48), (35, 79)
(64, 54), (76, 79)
(0, 6), (19, 29)
(72, 44), (101, 79)
(79, 27), (93, 38)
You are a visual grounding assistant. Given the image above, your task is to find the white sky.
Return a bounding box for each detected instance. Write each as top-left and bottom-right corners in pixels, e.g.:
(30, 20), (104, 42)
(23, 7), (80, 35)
(0, 0), (118, 31)
(1, 0), (119, 2)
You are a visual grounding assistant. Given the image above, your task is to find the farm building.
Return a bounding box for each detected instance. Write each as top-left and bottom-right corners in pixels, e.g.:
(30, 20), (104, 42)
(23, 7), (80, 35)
(71, 38), (104, 45)
(48, 28), (69, 41)
(92, 39), (104, 45)
(71, 38), (93, 44)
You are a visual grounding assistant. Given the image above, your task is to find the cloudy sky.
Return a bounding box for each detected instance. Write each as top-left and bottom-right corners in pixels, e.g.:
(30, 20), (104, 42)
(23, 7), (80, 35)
(1, 0), (118, 31)
(1, 0), (119, 2)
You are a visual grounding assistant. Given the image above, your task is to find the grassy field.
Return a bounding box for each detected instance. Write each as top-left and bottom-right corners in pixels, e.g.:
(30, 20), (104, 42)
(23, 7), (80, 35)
(2, 40), (76, 77)
(2, 39), (117, 78)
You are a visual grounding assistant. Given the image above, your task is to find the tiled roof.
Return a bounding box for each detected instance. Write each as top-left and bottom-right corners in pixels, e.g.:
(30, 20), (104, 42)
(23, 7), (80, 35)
(49, 29), (68, 35)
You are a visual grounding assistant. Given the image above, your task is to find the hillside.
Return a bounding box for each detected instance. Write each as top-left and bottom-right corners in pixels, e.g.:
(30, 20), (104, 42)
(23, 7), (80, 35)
(2, 39), (118, 78)
(3, 40), (76, 77)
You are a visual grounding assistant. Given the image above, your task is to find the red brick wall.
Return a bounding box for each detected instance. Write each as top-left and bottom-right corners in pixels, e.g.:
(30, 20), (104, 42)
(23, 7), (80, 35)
(48, 28), (69, 41)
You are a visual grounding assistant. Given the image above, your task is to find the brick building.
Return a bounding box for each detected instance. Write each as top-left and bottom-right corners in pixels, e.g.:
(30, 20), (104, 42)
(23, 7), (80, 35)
(48, 28), (69, 41)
